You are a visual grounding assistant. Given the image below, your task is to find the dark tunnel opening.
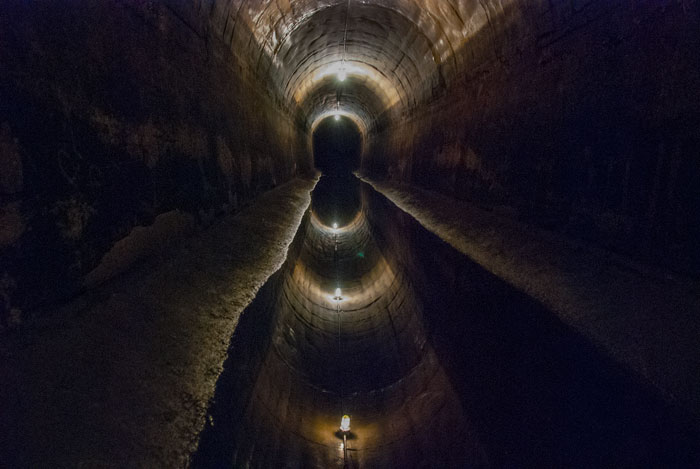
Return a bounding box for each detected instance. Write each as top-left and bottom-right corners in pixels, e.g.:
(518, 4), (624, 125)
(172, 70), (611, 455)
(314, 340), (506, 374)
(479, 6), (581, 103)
(192, 176), (700, 468)
(312, 116), (362, 177)
(310, 175), (362, 230)
(311, 115), (363, 232)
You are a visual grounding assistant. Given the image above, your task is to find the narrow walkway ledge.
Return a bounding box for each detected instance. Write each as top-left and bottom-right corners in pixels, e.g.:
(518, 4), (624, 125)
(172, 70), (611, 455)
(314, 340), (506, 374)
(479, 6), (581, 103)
(0, 175), (319, 468)
(358, 174), (700, 419)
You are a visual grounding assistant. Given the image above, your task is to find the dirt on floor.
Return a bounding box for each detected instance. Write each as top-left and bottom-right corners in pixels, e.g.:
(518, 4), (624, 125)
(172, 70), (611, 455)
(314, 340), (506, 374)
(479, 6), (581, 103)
(0, 175), (318, 468)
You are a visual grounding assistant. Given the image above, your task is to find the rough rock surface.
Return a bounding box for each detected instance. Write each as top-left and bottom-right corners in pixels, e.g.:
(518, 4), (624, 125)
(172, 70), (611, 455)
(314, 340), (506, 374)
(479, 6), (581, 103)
(0, 175), (318, 467)
(0, 1), (311, 323)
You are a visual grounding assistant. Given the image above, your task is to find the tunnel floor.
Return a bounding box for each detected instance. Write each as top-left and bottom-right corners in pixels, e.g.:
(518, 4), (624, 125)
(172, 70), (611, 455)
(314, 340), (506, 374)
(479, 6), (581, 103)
(192, 176), (700, 468)
(0, 177), (319, 467)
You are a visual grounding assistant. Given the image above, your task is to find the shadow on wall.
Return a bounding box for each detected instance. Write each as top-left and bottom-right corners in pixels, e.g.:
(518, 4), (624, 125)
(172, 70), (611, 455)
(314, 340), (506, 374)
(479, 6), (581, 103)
(0, 2), (311, 328)
(362, 0), (700, 274)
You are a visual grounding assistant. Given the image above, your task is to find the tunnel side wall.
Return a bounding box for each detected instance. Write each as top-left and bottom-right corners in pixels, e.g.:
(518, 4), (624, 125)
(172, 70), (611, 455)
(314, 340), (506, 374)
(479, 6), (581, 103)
(0, 1), (312, 325)
(361, 179), (700, 466)
(364, 0), (700, 273)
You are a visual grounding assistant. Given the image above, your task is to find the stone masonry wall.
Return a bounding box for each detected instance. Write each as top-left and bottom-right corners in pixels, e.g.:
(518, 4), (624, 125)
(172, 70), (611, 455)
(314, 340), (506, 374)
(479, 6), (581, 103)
(364, 0), (700, 274)
(0, 1), (312, 328)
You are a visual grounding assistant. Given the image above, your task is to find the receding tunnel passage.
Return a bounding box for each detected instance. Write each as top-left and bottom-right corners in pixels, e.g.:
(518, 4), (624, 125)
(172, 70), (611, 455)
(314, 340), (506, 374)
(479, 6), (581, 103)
(313, 116), (362, 176)
(2, 1), (700, 467)
(192, 177), (699, 468)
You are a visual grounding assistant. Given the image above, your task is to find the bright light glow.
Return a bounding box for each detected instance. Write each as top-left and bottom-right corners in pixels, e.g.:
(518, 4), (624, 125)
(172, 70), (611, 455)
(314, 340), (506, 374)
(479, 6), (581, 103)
(294, 61), (400, 112)
(311, 110), (366, 136)
(340, 415), (351, 432)
(313, 61), (371, 82)
(333, 222), (338, 229)
(334, 114), (340, 121)
(334, 287), (342, 301)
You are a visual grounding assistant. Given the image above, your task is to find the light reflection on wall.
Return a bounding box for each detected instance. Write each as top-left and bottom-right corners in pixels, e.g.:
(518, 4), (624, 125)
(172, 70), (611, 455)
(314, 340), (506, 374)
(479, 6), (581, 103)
(294, 61), (400, 109)
(207, 0), (519, 137)
(310, 109), (367, 136)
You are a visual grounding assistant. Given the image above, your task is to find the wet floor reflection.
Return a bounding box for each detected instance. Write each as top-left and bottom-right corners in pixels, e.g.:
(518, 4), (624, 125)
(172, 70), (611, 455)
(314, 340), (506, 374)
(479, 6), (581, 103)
(192, 176), (700, 468)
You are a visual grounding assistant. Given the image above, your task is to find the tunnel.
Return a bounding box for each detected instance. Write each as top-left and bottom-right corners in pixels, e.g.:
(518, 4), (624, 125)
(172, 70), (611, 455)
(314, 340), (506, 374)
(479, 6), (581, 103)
(1, 1), (700, 467)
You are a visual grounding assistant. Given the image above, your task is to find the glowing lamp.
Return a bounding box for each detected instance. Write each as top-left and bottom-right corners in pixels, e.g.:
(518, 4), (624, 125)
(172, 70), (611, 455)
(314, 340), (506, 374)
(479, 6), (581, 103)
(334, 288), (343, 301)
(340, 415), (351, 432)
(333, 222), (338, 229)
(337, 70), (347, 82)
(334, 114), (340, 121)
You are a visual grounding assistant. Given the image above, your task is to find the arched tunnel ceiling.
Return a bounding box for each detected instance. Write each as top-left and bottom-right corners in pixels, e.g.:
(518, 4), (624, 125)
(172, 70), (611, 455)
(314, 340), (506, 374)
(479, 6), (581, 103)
(207, 0), (508, 130)
(304, 76), (385, 135)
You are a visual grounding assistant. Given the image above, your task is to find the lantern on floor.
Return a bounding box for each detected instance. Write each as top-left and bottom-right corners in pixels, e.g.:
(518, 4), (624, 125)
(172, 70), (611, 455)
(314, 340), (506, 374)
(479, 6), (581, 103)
(340, 414), (351, 432)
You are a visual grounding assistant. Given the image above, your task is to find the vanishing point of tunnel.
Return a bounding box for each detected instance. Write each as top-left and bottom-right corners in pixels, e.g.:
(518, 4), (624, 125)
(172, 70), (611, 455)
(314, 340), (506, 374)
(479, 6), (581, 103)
(1, 1), (700, 467)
